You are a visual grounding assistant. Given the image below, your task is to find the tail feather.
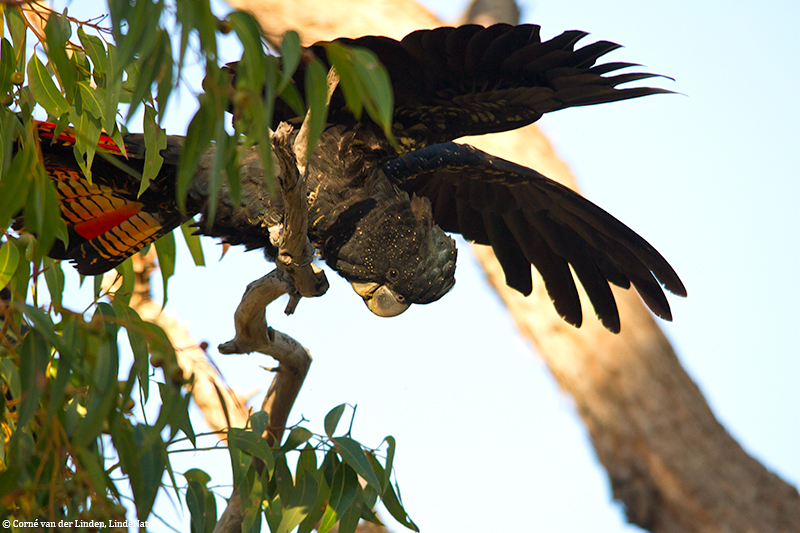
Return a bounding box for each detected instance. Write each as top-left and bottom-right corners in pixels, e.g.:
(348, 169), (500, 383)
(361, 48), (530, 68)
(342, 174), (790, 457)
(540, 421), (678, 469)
(33, 121), (190, 275)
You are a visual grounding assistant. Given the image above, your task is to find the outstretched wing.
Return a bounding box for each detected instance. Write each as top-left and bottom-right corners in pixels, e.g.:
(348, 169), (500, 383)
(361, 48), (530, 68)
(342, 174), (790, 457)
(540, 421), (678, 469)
(383, 142), (686, 333)
(274, 23), (672, 149)
(35, 121), (189, 275)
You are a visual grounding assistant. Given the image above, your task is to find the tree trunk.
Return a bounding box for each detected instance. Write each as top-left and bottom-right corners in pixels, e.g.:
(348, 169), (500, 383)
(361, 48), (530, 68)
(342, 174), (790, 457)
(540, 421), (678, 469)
(228, 0), (800, 530)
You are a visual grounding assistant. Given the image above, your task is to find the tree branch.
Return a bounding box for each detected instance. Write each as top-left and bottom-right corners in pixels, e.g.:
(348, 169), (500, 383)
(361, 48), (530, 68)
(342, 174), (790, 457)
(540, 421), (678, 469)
(214, 118), (328, 530)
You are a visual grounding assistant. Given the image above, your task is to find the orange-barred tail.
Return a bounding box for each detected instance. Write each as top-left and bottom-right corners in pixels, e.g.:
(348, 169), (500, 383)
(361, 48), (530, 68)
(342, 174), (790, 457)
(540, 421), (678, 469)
(34, 120), (190, 275)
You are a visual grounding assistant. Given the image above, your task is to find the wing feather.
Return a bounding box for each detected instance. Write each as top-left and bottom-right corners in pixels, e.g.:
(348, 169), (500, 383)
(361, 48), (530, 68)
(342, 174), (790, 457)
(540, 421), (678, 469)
(384, 142), (686, 330)
(503, 210), (583, 327)
(482, 212), (533, 297)
(260, 23), (673, 148)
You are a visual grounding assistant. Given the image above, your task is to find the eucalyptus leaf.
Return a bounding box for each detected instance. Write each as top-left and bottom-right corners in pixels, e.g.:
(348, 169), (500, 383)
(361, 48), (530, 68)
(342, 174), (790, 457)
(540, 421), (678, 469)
(304, 57), (329, 160)
(180, 221), (205, 267)
(333, 437), (381, 492)
(27, 55), (69, 117)
(154, 231), (176, 307)
(324, 403), (346, 438)
(0, 241), (20, 289)
(44, 11), (76, 101)
(141, 105), (166, 197)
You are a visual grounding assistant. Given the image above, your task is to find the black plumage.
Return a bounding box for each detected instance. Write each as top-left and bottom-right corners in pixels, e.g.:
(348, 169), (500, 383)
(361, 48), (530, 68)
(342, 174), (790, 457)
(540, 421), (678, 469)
(31, 23), (685, 331)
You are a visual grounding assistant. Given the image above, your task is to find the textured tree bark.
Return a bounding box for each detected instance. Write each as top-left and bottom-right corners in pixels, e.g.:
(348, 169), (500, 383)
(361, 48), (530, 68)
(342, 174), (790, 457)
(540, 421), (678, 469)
(227, 0), (800, 531)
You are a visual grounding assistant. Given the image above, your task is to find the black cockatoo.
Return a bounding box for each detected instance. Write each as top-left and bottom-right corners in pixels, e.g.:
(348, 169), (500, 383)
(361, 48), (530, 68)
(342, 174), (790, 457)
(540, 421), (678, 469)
(30, 23), (686, 332)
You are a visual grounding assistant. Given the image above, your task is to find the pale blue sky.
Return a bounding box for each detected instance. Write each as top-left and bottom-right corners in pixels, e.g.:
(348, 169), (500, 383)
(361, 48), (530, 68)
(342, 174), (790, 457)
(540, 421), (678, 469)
(52, 1), (800, 531)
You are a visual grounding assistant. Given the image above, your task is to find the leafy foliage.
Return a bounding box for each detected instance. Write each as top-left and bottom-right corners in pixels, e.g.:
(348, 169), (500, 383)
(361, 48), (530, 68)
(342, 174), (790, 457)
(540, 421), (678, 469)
(223, 407), (417, 533)
(0, 0), (407, 530)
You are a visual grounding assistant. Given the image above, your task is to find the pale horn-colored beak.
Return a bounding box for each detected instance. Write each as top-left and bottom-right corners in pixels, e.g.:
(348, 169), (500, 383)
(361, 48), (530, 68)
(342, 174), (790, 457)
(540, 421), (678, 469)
(351, 282), (410, 317)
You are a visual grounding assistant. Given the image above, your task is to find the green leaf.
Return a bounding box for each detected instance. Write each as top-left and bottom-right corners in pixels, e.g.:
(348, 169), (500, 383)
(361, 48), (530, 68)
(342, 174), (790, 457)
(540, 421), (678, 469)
(264, 494), (282, 533)
(178, 94), (213, 211)
(75, 304), (120, 447)
(324, 43), (395, 142)
(4, 7), (27, 71)
(126, 29), (172, 122)
(282, 449), (321, 533)
(39, 156), (69, 250)
(78, 27), (108, 75)
(44, 11), (76, 101)
(381, 480), (419, 532)
(156, 37), (174, 116)
(228, 12), (265, 76)
(93, 273), (104, 300)
(184, 468), (212, 486)
(328, 463), (358, 517)
(69, 106), (103, 183)
(337, 496), (362, 533)
(226, 434), (250, 488)
(277, 81), (305, 119)
(0, 240), (20, 289)
(141, 105), (166, 196)
(276, 449), (322, 532)
(42, 257), (64, 312)
(1, 39), (15, 98)
(103, 44), (123, 134)
(180, 221), (205, 266)
(186, 479), (207, 533)
(318, 505), (338, 533)
(280, 426), (313, 454)
(227, 428), (275, 472)
(277, 495), (314, 533)
(273, 453), (294, 504)
(279, 31), (301, 93)
(175, 0), (217, 60)
(350, 47), (394, 137)
(76, 447), (115, 505)
(15, 330), (50, 434)
(303, 57), (329, 159)
(16, 302), (62, 350)
(156, 380), (196, 446)
(333, 437), (382, 492)
(382, 436), (396, 491)
(113, 257), (135, 306)
(112, 420), (167, 522)
(77, 81), (104, 119)
(320, 447), (340, 488)
(324, 403), (346, 438)
(111, 298), (150, 400)
(43, 320), (75, 432)
(297, 469), (330, 533)
(154, 230), (176, 307)
(296, 445), (319, 482)
(324, 43), (363, 120)
(185, 469), (217, 533)
(111, 0), (162, 81)
(203, 121), (225, 230)
(10, 239), (29, 301)
(249, 411), (269, 437)
(364, 453), (385, 498)
(0, 139), (33, 232)
(27, 54), (69, 117)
